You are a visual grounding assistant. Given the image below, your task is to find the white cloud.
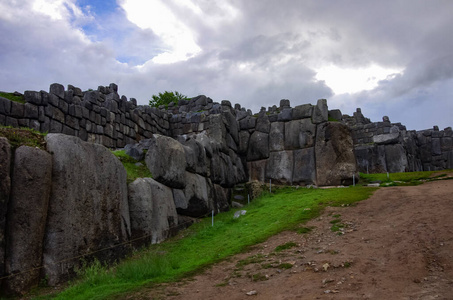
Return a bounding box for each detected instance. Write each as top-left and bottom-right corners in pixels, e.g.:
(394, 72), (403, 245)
(120, 0), (201, 64)
(1, 0), (452, 130)
(316, 64), (404, 95)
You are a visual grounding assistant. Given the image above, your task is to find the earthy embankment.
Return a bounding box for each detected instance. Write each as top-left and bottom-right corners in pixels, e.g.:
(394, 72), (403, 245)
(130, 178), (453, 299)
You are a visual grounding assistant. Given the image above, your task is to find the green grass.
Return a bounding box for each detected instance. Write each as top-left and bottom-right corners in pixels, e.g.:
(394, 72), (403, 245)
(43, 185), (376, 300)
(111, 150), (152, 184)
(274, 242), (297, 252)
(328, 116), (338, 122)
(236, 254), (266, 268)
(0, 91), (25, 103)
(295, 226), (314, 234)
(359, 170), (452, 186)
(0, 126), (46, 149)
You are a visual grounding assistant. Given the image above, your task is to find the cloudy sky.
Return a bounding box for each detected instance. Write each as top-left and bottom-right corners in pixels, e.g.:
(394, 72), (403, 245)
(1, 0), (452, 130)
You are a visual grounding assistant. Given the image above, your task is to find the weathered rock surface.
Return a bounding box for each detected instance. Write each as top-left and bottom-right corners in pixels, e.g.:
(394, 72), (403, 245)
(211, 184), (231, 213)
(0, 138), (11, 286)
(128, 178), (178, 246)
(293, 147), (316, 185)
(315, 122), (357, 186)
(180, 137), (208, 176)
(265, 151), (293, 184)
(385, 144), (409, 173)
(373, 132), (400, 145)
(247, 131), (269, 161)
(269, 122), (285, 151)
(248, 160), (267, 182)
(4, 146), (52, 295)
(173, 172), (211, 217)
(284, 119), (316, 150)
(354, 144), (388, 173)
(145, 134), (186, 189)
(43, 134), (130, 286)
(312, 99), (328, 124)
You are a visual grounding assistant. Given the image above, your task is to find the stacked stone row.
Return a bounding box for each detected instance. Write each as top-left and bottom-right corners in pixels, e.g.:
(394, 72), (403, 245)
(0, 83), (170, 148)
(233, 99), (356, 186)
(416, 126), (453, 170)
(348, 107), (453, 172)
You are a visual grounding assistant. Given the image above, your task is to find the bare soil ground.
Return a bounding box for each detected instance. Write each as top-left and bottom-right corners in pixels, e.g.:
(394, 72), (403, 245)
(130, 177), (453, 300)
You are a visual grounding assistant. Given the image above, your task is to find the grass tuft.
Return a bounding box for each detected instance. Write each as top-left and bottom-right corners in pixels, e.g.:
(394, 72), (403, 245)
(0, 126), (46, 149)
(274, 242), (298, 252)
(111, 150), (152, 184)
(0, 91), (25, 103)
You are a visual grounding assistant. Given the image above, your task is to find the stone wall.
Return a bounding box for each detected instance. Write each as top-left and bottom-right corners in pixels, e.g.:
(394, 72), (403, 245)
(0, 83), (170, 148)
(0, 133), (233, 295)
(1, 82), (451, 295)
(345, 108), (453, 172)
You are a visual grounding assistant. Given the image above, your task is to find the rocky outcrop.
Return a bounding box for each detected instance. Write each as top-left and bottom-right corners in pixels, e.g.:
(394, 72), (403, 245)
(0, 138), (11, 287)
(42, 134), (131, 286)
(173, 172), (211, 217)
(4, 146), (52, 295)
(128, 178), (178, 246)
(315, 122), (357, 186)
(145, 134), (187, 189)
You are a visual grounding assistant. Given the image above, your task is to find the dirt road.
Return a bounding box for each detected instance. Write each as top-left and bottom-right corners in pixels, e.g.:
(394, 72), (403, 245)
(133, 179), (453, 299)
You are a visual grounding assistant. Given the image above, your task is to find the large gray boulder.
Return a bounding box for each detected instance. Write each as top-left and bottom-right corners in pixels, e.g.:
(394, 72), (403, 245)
(315, 122), (357, 186)
(128, 178), (178, 246)
(312, 99), (328, 124)
(173, 172), (212, 217)
(238, 130), (250, 154)
(210, 152), (236, 187)
(293, 147), (316, 185)
(269, 122), (285, 151)
(0, 138), (11, 287)
(265, 151), (293, 184)
(211, 183), (231, 213)
(354, 144), (388, 173)
(385, 144), (409, 173)
(373, 132), (400, 145)
(284, 119), (316, 150)
(43, 134), (131, 286)
(180, 137), (208, 176)
(222, 110), (239, 145)
(207, 114), (228, 153)
(247, 131), (269, 161)
(145, 134), (186, 189)
(292, 104), (313, 120)
(4, 146), (52, 295)
(255, 113), (270, 133)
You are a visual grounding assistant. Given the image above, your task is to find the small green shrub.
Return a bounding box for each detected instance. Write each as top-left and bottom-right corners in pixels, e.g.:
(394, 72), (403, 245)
(149, 91), (188, 108)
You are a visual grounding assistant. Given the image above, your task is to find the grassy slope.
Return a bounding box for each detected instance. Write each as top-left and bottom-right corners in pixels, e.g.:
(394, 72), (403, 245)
(45, 186), (377, 300)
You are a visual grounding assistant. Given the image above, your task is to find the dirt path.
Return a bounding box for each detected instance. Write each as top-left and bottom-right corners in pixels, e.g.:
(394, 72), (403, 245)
(131, 179), (453, 299)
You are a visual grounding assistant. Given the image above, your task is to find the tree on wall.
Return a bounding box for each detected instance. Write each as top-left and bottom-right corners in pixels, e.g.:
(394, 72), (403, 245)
(149, 91), (189, 108)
